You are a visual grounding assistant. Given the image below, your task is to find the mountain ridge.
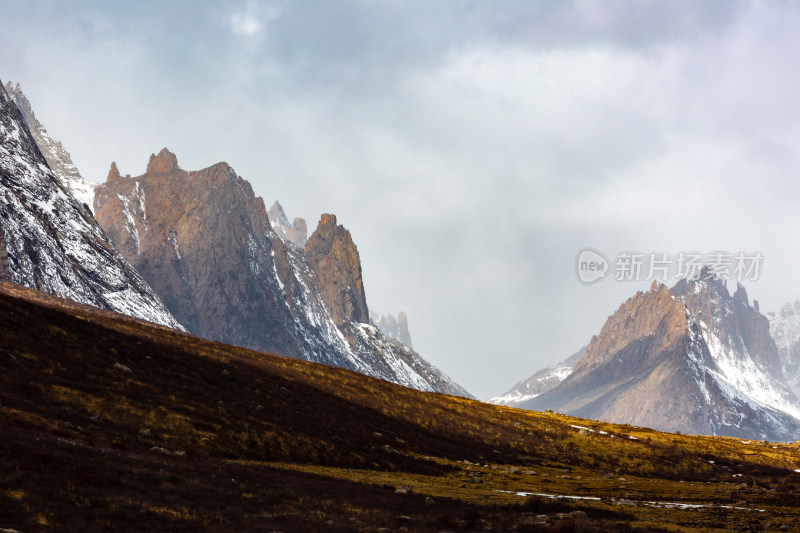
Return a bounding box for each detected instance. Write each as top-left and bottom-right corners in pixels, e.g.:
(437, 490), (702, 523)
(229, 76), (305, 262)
(518, 275), (800, 441)
(0, 79), (183, 330)
(93, 149), (469, 397)
(3, 81), (96, 209)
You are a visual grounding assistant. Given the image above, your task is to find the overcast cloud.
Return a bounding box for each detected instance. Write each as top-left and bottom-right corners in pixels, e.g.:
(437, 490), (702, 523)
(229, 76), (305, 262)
(3, 1), (800, 398)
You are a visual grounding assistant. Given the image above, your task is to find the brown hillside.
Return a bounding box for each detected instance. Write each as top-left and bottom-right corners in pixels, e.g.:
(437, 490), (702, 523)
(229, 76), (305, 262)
(2, 280), (800, 531)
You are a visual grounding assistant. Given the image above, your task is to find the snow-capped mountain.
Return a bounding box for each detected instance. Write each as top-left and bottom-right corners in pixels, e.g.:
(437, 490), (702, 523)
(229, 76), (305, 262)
(92, 149), (469, 397)
(3, 81), (96, 209)
(0, 80), (182, 330)
(767, 302), (800, 397)
(518, 272), (800, 441)
(487, 347), (586, 406)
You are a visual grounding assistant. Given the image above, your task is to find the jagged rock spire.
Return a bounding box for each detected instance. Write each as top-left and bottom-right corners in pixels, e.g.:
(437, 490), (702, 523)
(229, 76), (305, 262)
(146, 148), (179, 175)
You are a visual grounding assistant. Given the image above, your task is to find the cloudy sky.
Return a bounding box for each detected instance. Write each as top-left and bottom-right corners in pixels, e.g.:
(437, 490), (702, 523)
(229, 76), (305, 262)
(3, 1), (800, 399)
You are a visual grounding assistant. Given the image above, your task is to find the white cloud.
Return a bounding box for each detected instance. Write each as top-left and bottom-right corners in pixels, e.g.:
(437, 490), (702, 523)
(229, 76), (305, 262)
(6, 1), (800, 399)
(230, 12), (262, 36)
(229, 2), (280, 37)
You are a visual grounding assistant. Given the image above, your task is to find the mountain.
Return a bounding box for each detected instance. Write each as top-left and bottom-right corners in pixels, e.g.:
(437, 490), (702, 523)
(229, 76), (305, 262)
(5, 278), (800, 532)
(0, 79), (182, 329)
(371, 310), (414, 349)
(92, 149), (469, 396)
(767, 301), (800, 396)
(520, 273), (800, 441)
(488, 346), (586, 406)
(3, 81), (96, 209)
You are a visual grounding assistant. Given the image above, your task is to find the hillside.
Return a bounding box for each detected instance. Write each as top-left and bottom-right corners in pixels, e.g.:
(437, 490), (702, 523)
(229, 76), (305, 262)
(2, 281), (800, 531)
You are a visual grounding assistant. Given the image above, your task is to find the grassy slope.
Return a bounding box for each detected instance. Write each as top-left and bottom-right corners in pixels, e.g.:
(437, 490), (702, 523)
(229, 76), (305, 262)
(1, 280), (800, 532)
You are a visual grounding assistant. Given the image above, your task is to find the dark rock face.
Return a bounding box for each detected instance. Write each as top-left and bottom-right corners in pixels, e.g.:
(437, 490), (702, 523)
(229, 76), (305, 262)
(0, 80), (181, 329)
(523, 276), (800, 441)
(94, 151), (300, 357)
(93, 150), (470, 397)
(305, 213), (369, 329)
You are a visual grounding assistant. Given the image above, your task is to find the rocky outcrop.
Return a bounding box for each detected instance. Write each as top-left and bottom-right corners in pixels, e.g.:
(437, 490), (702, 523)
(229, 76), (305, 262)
(0, 79), (182, 330)
(94, 150), (300, 355)
(291, 217), (307, 247)
(305, 214), (369, 329)
(3, 81), (96, 209)
(371, 311), (414, 350)
(521, 275), (800, 441)
(267, 201), (307, 248)
(146, 148), (179, 175)
(93, 149), (470, 397)
(397, 312), (413, 350)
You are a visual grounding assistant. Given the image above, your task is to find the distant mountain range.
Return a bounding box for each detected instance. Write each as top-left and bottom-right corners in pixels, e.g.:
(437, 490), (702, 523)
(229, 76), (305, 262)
(1, 80), (468, 397)
(493, 273), (800, 441)
(767, 302), (800, 398)
(488, 347), (585, 406)
(371, 311), (414, 350)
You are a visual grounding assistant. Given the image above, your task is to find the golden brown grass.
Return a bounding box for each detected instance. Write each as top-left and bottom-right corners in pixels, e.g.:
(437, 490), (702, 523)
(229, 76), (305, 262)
(1, 280), (799, 531)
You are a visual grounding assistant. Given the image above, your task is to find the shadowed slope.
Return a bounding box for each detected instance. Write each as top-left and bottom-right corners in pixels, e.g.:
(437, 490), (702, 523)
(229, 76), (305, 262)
(2, 281), (800, 531)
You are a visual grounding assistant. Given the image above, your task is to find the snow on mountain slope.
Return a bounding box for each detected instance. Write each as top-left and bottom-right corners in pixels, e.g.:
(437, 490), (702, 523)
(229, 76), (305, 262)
(4, 81), (96, 210)
(487, 347), (585, 406)
(519, 274), (800, 441)
(673, 276), (800, 422)
(0, 79), (183, 330)
(767, 302), (800, 397)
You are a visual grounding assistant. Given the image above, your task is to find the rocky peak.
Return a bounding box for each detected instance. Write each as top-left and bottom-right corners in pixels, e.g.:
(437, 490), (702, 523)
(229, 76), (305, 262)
(107, 162), (122, 182)
(305, 214), (369, 328)
(734, 282), (749, 306)
(267, 201), (308, 248)
(93, 157), (468, 397)
(523, 272), (800, 440)
(574, 282), (686, 376)
(0, 77), (182, 330)
(292, 217), (307, 247)
(4, 82), (37, 131)
(372, 311), (414, 349)
(146, 148), (179, 175)
(376, 313), (399, 338)
(268, 201), (290, 228)
(397, 311), (413, 350)
(3, 81), (96, 209)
